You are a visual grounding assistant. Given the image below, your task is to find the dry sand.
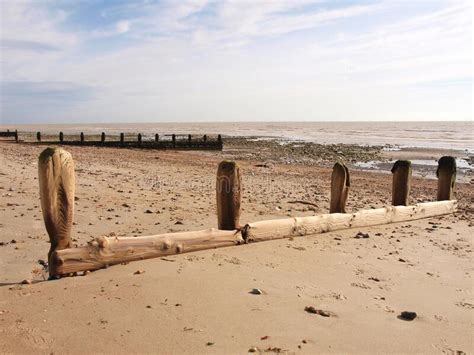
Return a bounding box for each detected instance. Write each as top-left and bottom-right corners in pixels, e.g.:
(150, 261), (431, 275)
(0, 141), (472, 354)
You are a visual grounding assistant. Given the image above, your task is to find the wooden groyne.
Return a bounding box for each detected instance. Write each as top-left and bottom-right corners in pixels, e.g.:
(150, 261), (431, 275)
(35, 147), (457, 278)
(5, 130), (223, 150)
(0, 129), (18, 142)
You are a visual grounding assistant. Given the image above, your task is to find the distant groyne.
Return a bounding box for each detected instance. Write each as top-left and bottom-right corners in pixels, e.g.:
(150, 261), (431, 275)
(1, 130), (223, 150)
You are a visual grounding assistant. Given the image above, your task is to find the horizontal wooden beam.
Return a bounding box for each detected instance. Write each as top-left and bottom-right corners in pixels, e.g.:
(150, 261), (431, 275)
(51, 200), (456, 276)
(51, 229), (243, 275)
(243, 200), (456, 243)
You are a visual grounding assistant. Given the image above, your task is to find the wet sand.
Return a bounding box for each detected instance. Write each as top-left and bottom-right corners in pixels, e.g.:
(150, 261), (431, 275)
(0, 141), (472, 354)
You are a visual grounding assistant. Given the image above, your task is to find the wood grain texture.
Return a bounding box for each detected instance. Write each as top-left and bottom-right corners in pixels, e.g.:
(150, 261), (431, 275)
(50, 200), (456, 276)
(391, 160), (412, 206)
(437, 156), (456, 201)
(52, 229), (242, 275)
(330, 162), (350, 213)
(244, 200), (457, 243)
(216, 161), (241, 230)
(38, 147), (75, 276)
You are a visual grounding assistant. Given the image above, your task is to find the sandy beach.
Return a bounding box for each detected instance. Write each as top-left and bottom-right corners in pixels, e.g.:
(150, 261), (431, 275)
(0, 139), (472, 354)
(2, 0), (472, 351)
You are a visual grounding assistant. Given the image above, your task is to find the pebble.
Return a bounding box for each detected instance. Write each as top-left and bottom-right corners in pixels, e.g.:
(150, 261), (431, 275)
(249, 288), (263, 295)
(38, 259), (47, 267)
(21, 279), (32, 285)
(248, 347), (257, 352)
(304, 306), (331, 317)
(134, 270), (145, 275)
(399, 311), (417, 320)
(354, 232), (369, 239)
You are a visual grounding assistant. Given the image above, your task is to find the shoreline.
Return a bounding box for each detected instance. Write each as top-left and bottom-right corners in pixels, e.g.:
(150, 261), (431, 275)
(2, 120), (473, 152)
(223, 138), (473, 183)
(3, 134), (473, 183)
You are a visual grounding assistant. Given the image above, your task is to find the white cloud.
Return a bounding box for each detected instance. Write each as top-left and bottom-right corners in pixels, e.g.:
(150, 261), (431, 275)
(0, 0), (472, 123)
(116, 20), (131, 34)
(0, 1), (76, 50)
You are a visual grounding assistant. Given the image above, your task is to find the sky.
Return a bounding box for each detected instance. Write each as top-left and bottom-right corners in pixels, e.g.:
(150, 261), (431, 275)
(0, 0), (472, 124)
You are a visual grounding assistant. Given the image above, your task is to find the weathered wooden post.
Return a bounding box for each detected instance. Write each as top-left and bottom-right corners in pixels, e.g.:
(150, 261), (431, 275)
(38, 147), (75, 278)
(59, 132), (64, 143)
(188, 134), (192, 143)
(216, 161), (241, 230)
(391, 160), (412, 206)
(120, 132), (124, 145)
(101, 132), (105, 143)
(437, 156), (456, 201)
(14, 130), (18, 142)
(217, 134), (222, 144)
(37, 132), (41, 142)
(172, 134), (176, 146)
(330, 162), (350, 213)
(80, 132), (84, 143)
(138, 133), (142, 146)
(155, 134), (159, 142)
(203, 134), (207, 142)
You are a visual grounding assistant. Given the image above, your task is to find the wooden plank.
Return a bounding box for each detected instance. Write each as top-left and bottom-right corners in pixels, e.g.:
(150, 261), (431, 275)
(51, 200), (456, 276)
(330, 162), (349, 213)
(391, 160), (412, 206)
(216, 161), (241, 230)
(38, 147), (75, 276)
(437, 156), (456, 201)
(243, 200), (457, 243)
(52, 229), (242, 275)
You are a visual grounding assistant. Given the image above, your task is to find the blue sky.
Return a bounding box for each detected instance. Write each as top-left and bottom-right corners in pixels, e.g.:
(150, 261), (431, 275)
(0, 0), (472, 124)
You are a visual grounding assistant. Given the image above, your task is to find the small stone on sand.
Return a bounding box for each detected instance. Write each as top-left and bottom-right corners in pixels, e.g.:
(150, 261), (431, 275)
(249, 288), (263, 295)
(304, 306), (331, 317)
(354, 232), (369, 239)
(399, 311), (417, 320)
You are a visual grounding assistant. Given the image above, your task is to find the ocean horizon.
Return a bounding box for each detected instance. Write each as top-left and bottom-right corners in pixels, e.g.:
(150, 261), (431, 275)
(3, 121), (472, 151)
